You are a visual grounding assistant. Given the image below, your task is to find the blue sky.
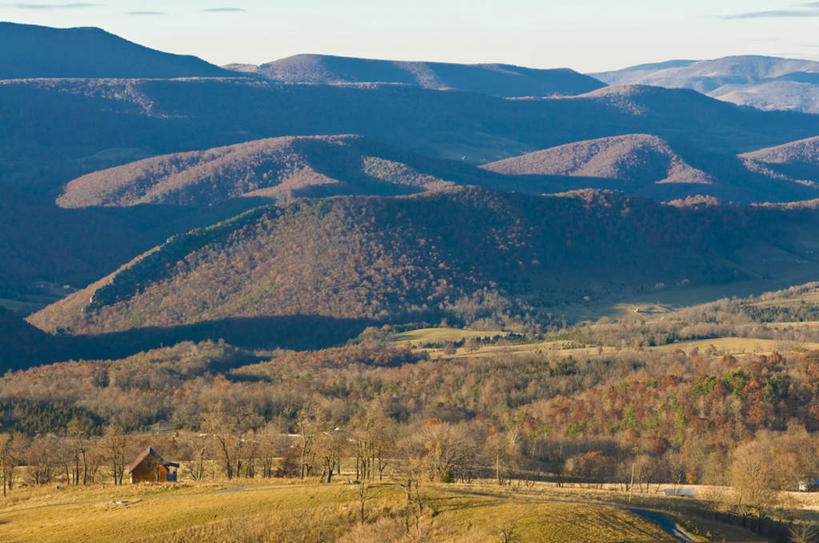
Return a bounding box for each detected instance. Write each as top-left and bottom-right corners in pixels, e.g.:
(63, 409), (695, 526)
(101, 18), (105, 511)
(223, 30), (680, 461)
(1, 1), (818, 71)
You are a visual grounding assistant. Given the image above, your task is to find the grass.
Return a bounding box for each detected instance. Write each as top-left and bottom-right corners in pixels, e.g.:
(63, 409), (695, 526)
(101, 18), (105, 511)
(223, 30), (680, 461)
(395, 331), (819, 362)
(1, 481), (359, 543)
(427, 487), (673, 542)
(0, 479), (725, 543)
(391, 327), (507, 346)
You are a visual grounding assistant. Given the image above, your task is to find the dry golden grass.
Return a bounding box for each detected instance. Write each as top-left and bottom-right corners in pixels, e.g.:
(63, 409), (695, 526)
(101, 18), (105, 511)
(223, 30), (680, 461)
(392, 315), (819, 363)
(0, 479), (704, 543)
(390, 327), (507, 346)
(403, 333), (818, 362)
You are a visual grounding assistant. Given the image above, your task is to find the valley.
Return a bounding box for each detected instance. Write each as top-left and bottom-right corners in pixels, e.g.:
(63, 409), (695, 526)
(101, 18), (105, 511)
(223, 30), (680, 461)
(1, 19), (818, 543)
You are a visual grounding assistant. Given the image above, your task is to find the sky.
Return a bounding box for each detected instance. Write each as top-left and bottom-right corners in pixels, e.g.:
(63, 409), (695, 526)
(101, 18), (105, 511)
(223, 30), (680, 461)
(1, 1), (819, 72)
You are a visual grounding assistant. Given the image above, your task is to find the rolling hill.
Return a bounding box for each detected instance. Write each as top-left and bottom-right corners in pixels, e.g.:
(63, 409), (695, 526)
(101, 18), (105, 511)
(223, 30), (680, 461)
(226, 54), (605, 97)
(56, 131), (819, 213)
(56, 133), (617, 209)
(0, 77), (816, 298)
(593, 55), (819, 113)
(482, 134), (713, 185)
(57, 135), (463, 208)
(739, 136), (819, 189)
(29, 187), (819, 337)
(4, 78), (819, 200)
(0, 22), (233, 79)
(741, 135), (819, 166)
(482, 133), (819, 202)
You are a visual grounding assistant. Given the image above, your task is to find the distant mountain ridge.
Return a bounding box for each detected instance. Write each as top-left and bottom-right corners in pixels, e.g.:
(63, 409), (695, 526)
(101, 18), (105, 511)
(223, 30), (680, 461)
(0, 22), (233, 79)
(593, 55), (819, 113)
(5, 77), (818, 198)
(481, 133), (819, 202)
(227, 53), (606, 97)
(57, 135), (463, 208)
(7, 75), (819, 297)
(57, 132), (819, 210)
(482, 134), (714, 185)
(740, 136), (819, 187)
(56, 133), (628, 209)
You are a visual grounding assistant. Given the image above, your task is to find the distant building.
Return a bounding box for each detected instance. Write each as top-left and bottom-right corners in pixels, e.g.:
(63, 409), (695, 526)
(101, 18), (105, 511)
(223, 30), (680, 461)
(798, 479), (819, 492)
(129, 447), (179, 483)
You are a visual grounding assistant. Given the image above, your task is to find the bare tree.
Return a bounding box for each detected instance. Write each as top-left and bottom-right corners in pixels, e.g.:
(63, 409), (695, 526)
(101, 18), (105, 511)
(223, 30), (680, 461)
(0, 433), (25, 496)
(203, 410), (239, 480)
(358, 481), (369, 524)
(102, 425), (128, 485)
(27, 435), (65, 486)
(395, 435), (427, 535)
(295, 408), (324, 479)
(414, 420), (476, 482)
(258, 426), (288, 479)
(85, 437), (105, 484)
(354, 411), (396, 481)
(317, 428), (346, 484)
(182, 433), (209, 481)
(66, 418), (92, 485)
(730, 438), (784, 523)
(483, 426), (520, 486)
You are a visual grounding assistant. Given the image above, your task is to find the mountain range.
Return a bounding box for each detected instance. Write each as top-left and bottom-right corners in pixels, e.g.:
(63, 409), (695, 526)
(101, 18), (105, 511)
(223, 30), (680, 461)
(55, 132), (819, 211)
(3, 77), (818, 199)
(225, 53), (605, 97)
(3, 23), (819, 367)
(594, 55), (819, 114)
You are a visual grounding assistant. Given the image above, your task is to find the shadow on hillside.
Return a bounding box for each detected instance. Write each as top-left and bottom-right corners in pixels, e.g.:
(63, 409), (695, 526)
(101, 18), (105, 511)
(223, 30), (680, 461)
(72, 315), (373, 359)
(2, 315), (374, 371)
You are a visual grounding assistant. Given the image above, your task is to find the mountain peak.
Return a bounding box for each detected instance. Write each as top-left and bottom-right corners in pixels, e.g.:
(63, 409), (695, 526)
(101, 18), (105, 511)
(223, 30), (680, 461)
(0, 21), (233, 79)
(593, 55), (819, 113)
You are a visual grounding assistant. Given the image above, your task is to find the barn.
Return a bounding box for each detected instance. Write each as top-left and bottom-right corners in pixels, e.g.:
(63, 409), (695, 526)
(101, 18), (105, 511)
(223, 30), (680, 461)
(129, 447), (179, 483)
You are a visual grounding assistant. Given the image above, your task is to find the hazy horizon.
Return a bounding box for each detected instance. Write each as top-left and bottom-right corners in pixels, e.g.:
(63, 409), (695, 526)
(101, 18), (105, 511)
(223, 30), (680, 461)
(1, 1), (818, 72)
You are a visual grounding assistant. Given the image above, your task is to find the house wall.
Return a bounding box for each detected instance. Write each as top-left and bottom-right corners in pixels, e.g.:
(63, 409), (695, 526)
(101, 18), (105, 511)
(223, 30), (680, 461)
(131, 459), (169, 483)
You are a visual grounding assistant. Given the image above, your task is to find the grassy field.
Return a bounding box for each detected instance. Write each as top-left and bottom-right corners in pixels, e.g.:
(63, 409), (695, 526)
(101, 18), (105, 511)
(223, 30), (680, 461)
(395, 333), (819, 362)
(390, 279), (819, 361)
(0, 479), (684, 543)
(391, 327), (508, 346)
(2, 478), (774, 543)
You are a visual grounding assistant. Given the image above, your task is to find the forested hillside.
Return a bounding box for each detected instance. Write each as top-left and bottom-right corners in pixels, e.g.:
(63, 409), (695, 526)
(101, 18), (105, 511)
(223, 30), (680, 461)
(483, 134), (710, 184)
(30, 187), (819, 337)
(58, 135), (477, 208)
(483, 133), (819, 203)
(3, 78), (818, 197)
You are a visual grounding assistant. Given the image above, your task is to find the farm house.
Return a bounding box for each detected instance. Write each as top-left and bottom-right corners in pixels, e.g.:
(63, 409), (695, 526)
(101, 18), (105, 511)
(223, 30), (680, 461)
(129, 447), (179, 483)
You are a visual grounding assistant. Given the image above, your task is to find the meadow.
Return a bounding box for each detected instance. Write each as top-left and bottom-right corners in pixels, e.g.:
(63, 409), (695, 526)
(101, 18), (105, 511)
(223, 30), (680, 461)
(1, 475), (781, 543)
